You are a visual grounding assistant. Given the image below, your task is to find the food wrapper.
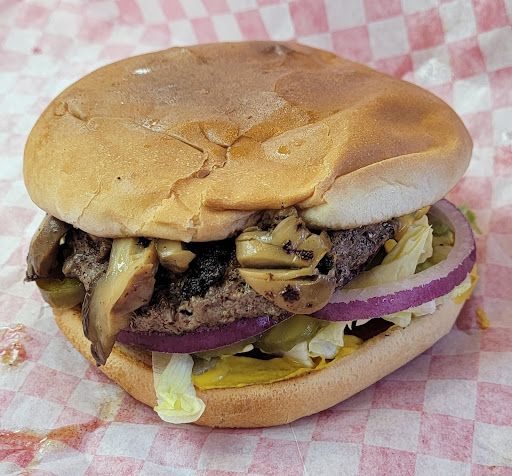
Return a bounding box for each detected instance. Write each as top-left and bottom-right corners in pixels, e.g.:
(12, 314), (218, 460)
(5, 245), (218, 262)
(1, 0), (511, 474)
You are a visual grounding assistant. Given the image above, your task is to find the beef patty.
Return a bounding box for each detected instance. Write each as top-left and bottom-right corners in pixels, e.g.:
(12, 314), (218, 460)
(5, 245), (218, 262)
(61, 218), (397, 335)
(61, 230), (111, 291)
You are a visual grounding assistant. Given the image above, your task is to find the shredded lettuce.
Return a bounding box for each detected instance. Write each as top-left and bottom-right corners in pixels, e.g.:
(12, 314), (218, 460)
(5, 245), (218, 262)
(453, 266), (478, 304)
(308, 321), (347, 359)
(416, 215), (454, 272)
(346, 215), (433, 288)
(282, 320), (352, 363)
(407, 300), (437, 316)
(283, 320), (353, 362)
(383, 312), (412, 328)
(416, 243), (452, 272)
(443, 272), (473, 303)
(152, 352), (205, 424)
(283, 341), (313, 367)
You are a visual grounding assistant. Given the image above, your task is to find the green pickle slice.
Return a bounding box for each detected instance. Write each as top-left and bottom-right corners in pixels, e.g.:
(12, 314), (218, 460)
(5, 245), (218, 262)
(36, 278), (85, 309)
(256, 314), (326, 354)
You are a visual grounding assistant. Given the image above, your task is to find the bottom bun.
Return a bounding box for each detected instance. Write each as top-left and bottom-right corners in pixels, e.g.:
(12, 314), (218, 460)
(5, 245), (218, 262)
(54, 299), (463, 428)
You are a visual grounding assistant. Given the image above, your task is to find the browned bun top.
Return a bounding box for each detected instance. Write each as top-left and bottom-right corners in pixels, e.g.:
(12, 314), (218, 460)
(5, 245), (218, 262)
(24, 42), (472, 241)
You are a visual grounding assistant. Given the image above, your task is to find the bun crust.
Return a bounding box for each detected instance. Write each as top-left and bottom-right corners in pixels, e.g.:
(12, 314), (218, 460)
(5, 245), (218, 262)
(54, 299), (462, 428)
(25, 42), (472, 241)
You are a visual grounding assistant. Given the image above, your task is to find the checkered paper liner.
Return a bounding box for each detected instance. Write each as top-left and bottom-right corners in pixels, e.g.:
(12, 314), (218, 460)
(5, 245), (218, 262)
(0, 0), (511, 474)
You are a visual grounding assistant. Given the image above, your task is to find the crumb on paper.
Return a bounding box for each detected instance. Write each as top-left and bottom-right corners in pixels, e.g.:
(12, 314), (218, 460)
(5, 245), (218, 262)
(476, 307), (490, 330)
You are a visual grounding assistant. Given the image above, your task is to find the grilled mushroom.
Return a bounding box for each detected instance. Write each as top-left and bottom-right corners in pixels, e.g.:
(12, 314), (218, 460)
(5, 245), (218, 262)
(26, 215), (71, 279)
(236, 215), (335, 314)
(83, 238), (158, 365)
(156, 239), (196, 273)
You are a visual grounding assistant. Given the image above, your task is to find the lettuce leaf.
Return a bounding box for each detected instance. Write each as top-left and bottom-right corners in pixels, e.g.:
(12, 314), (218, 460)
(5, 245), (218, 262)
(416, 242), (452, 272)
(152, 352), (205, 424)
(346, 215), (433, 289)
(283, 341), (314, 367)
(383, 312), (412, 328)
(308, 321), (347, 359)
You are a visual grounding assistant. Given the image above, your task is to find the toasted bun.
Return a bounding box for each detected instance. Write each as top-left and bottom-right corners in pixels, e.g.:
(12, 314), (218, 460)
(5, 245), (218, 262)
(25, 42), (472, 241)
(54, 298), (462, 428)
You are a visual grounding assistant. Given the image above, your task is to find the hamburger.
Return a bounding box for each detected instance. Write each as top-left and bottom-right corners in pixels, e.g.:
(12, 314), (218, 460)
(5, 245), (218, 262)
(23, 41), (476, 428)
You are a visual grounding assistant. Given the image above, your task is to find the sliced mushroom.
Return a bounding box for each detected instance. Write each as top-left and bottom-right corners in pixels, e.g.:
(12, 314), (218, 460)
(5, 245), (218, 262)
(239, 267), (316, 281)
(239, 267), (335, 314)
(156, 239), (196, 273)
(237, 240), (308, 268)
(36, 278), (85, 309)
(269, 215), (310, 246)
(83, 238), (158, 365)
(296, 233), (331, 267)
(236, 214), (335, 313)
(236, 216), (331, 269)
(26, 215), (71, 279)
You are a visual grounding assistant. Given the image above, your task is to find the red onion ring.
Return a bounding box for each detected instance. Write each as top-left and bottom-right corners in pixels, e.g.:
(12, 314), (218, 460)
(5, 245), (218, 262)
(117, 315), (280, 354)
(312, 199), (476, 321)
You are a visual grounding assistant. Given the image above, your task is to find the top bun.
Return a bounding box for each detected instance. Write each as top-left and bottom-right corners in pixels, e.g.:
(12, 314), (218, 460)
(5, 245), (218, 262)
(24, 42), (472, 242)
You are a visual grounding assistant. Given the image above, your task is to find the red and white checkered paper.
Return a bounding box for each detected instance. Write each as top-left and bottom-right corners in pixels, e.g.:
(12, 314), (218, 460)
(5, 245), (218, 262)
(1, 0), (511, 474)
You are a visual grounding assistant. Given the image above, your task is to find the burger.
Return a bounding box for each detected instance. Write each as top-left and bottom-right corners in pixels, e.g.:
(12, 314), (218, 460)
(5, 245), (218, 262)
(24, 42), (476, 428)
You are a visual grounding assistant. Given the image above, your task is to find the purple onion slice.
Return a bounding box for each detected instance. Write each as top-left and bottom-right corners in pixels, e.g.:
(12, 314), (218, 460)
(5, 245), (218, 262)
(312, 199), (476, 321)
(117, 315), (280, 354)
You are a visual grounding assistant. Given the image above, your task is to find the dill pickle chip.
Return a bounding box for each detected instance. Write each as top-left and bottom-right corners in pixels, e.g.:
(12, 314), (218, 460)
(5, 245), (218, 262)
(256, 314), (326, 354)
(36, 278), (85, 309)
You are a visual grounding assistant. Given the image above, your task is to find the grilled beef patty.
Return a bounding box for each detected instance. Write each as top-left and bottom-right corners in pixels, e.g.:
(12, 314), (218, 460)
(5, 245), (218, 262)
(61, 230), (111, 291)
(59, 219), (397, 335)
